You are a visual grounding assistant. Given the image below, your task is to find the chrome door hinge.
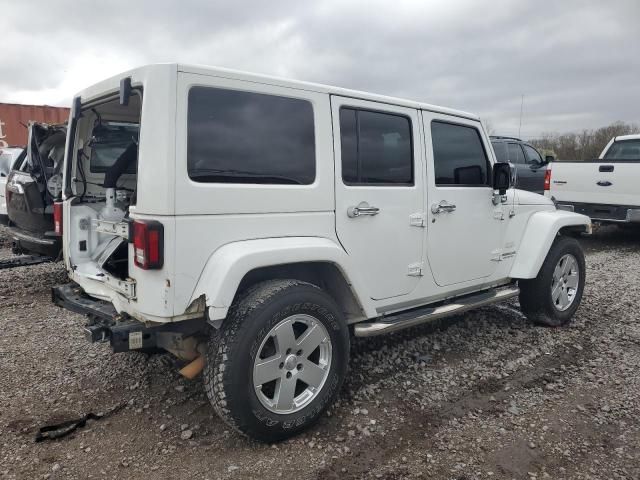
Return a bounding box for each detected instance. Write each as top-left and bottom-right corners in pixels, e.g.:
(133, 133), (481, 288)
(408, 263), (423, 276)
(491, 247), (517, 262)
(409, 213), (426, 227)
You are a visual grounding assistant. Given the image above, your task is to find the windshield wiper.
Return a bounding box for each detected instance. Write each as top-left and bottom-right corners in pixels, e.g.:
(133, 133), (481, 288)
(189, 168), (304, 185)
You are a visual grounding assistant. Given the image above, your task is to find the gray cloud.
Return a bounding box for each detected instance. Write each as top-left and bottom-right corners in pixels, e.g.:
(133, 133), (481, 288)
(1, 0), (638, 137)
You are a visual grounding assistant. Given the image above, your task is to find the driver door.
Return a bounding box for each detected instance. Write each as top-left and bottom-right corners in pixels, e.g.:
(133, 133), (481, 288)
(423, 113), (506, 287)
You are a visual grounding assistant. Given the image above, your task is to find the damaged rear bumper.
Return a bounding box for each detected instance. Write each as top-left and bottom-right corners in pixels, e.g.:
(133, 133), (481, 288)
(9, 225), (61, 257)
(52, 284), (204, 353)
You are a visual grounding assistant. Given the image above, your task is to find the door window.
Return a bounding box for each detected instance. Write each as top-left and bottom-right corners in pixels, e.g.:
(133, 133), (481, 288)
(507, 143), (526, 164)
(431, 121), (489, 186)
(523, 145), (543, 164)
(339, 108), (413, 185)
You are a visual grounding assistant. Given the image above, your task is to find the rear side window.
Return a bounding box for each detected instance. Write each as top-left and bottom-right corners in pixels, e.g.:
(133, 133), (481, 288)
(340, 108), (413, 185)
(431, 121), (489, 186)
(508, 143), (526, 164)
(188, 87), (315, 184)
(603, 139), (640, 160)
(491, 142), (508, 163)
(523, 145), (543, 164)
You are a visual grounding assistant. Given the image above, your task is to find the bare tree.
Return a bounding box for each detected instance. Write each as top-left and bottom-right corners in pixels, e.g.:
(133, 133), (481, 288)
(529, 121), (639, 160)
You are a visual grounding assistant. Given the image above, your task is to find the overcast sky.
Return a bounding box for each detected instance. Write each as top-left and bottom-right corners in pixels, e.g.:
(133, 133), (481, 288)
(1, 0), (638, 138)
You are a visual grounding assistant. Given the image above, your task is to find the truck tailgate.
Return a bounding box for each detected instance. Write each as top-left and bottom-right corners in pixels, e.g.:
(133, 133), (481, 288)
(550, 162), (640, 207)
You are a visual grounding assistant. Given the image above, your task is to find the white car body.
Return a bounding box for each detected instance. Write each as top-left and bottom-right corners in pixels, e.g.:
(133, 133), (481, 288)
(547, 134), (640, 223)
(58, 64), (590, 328)
(0, 147), (24, 221)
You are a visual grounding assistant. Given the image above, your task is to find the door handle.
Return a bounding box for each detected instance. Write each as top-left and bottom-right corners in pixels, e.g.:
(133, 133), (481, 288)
(431, 200), (457, 214)
(597, 181), (612, 187)
(347, 202), (380, 218)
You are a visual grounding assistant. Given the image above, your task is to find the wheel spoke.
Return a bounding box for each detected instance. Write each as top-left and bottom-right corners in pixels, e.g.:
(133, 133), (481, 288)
(552, 282), (563, 303)
(296, 324), (326, 356)
(562, 256), (575, 276)
(275, 377), (297, 410)
(553, 264), (564, 282)
(253, 355), (282, 386)
(560, 288), (569, 308)
(272, 320), (296, 353)
(298, 360), (326, 389)
(566, 272), (579, 289)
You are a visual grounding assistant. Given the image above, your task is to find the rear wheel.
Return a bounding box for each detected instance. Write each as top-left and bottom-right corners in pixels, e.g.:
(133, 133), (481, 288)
(519, 236), (586, 327)
(203, 279), (349, 442)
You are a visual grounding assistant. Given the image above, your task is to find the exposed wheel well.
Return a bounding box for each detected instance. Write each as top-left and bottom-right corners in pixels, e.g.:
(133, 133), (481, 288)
(559, 224), (590, 237)
(235, 262), (366, 323)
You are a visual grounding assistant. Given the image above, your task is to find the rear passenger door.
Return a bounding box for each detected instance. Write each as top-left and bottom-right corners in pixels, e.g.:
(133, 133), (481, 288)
(332, 97), (424, 300)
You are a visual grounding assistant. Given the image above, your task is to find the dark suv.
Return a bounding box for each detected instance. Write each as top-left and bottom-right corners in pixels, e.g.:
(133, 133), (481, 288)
(490, 136), (551, 195)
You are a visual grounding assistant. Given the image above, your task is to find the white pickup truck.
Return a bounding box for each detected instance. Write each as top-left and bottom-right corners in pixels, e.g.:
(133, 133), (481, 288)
(546, 134), (640, 224)
(52, 64), (591, 442)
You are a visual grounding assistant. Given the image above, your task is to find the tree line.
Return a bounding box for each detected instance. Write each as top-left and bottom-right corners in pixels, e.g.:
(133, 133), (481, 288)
(529, 121), (639, 161)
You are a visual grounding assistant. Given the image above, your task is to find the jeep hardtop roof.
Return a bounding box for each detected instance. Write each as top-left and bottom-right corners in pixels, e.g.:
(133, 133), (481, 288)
(74, 63), (480, 122)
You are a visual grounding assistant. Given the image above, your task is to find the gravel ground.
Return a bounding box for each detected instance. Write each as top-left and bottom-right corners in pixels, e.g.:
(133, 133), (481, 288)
(1, 226), (639, 480)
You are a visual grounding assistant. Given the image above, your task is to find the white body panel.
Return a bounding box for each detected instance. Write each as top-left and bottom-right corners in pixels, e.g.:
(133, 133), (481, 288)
(549, 162), (640, 207)
(0, 147), (23, 217)
(61, 64), (590, 325)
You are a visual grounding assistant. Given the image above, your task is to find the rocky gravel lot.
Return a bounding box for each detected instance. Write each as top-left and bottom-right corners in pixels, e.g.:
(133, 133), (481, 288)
(1, 226), (639, 480)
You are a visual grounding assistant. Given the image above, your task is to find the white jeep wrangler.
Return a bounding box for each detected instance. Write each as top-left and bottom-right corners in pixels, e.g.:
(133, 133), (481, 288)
(53, 64), (591, 442)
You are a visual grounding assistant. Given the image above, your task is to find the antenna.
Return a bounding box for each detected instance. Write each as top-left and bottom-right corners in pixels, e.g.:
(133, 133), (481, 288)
(518, 94), (524, 138)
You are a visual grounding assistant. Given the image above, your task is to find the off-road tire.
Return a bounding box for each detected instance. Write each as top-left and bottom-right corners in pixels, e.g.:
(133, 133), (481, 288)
(519, 235), (586, 327)
(203, 279), (349, 442)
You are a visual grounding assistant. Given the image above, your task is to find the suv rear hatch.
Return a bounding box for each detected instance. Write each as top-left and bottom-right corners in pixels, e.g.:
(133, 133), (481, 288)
(6, 123), (66, 255)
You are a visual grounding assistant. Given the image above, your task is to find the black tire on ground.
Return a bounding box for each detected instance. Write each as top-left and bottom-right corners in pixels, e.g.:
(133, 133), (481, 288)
(203, 279), (349, 442)
(518, 235), (586, 327)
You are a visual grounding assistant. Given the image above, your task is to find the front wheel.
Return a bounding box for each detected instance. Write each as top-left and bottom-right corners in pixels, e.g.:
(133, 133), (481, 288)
(203, 279), (349, 442)
(519, 235), (586, 327)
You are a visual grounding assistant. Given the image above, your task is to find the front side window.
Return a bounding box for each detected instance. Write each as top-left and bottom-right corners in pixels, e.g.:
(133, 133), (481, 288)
(507, 143), (526, 164)
(432, 121), (489, 186)
(188, 87), (315, 184)
(523, 145), (543, 164)
(340, 108), (413, 185)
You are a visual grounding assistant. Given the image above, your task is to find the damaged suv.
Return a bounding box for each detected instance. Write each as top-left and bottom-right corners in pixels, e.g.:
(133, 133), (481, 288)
(53, 64), (591, 442)
(5, 123), (65, 257)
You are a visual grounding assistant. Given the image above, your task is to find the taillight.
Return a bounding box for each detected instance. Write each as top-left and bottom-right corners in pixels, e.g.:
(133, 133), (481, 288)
(544, 168), (551, 191)
(53, 202), (63, 236)
(133, 220), (164, 270)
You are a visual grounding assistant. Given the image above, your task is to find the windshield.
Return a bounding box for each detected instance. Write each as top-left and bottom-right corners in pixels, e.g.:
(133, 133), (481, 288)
(603, 139), (640, 160)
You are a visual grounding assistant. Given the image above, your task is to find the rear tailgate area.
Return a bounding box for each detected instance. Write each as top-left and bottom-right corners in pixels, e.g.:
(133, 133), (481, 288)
(550, 161), (640, 207)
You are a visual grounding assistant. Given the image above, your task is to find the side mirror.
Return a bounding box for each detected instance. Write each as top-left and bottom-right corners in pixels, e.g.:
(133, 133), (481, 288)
(545, 155), (555, 163)
(492, 162), (512, 195)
